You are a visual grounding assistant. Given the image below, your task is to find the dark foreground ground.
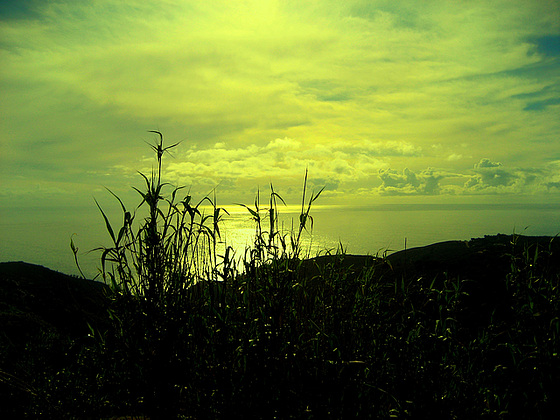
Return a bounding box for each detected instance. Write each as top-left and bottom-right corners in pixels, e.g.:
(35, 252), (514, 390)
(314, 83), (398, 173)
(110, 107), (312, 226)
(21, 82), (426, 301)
(1, 234), (559, 419)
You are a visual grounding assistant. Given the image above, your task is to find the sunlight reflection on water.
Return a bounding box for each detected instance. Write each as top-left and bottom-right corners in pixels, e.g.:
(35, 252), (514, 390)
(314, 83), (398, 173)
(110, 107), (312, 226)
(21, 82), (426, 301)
(1, 204), (558, 277)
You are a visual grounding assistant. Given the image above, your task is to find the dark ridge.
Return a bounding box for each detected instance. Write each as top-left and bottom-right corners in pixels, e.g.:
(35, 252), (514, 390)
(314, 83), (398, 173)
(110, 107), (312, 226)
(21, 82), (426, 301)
(0, 261), (111, 338)
(298, 234), (558, 283)
(385, 234), (559, 290)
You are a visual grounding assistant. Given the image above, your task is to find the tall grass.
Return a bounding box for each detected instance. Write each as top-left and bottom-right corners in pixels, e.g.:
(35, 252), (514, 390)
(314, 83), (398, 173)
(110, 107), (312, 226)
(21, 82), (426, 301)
(73, 131), (327, 417)
(88, 131), (223, 301)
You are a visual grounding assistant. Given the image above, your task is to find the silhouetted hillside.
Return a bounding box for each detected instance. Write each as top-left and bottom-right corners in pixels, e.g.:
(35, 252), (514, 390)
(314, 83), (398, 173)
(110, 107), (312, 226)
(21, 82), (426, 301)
(0, 261), (111, 338)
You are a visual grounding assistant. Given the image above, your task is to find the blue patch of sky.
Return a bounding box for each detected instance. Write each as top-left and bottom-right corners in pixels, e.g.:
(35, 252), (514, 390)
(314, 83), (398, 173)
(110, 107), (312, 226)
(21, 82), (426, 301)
(495, 36), (560, 111)
(437, 36), (559, 87)
(0, 0), (41, 20)
(524, 97), (560, 111)
(429, 53), (558, 92)
(535, 35), (560, 57)
(512, 85), (560, 111)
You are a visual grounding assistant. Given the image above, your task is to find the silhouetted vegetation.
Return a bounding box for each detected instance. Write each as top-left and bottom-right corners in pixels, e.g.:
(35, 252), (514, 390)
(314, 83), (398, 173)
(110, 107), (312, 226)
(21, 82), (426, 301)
(1, 133), (559, 419)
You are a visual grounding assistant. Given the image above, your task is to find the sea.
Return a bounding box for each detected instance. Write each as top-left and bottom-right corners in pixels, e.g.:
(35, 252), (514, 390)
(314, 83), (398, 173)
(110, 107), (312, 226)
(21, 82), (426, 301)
(1, 203), (559, 278)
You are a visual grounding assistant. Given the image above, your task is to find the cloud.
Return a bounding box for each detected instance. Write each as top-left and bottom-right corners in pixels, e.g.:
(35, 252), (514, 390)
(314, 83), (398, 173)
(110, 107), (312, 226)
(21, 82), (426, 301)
(377, 167), (444, 196)
(465, 158), (515, 190)
(366, 157), (560, 197)
(351, 141), (423, 157)
(160, 137), (389, 202)
(447, 153), (463, 162)
(464, 158), (560, 195)
(475, 158), (503, 169)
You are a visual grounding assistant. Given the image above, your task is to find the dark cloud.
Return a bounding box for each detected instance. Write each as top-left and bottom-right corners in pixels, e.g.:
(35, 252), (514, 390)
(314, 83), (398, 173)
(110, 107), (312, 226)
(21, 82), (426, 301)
(475, 159), (515, 187)
(465, 158), (515, 190)
(422, 168), (443, 195)
(464, 159), (560, 194)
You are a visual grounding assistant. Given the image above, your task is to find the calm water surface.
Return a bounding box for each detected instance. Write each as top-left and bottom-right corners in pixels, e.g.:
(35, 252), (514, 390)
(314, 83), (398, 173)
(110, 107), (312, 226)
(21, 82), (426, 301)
(1, 204), (559, 277)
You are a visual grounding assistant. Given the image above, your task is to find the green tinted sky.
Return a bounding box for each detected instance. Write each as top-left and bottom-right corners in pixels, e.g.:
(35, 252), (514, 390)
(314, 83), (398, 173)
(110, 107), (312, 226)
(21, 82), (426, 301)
(1, 0), (559, 207)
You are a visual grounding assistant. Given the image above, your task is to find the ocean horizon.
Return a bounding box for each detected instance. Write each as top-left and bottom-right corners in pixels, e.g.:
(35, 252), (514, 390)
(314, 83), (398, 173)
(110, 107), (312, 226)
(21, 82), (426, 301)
(1, 203), (559, 278)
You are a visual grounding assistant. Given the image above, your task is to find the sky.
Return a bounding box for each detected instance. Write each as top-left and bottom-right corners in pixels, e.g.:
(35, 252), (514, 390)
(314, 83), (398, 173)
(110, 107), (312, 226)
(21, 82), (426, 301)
(1, 1), (560, 272)
(1, 0), (560, 207)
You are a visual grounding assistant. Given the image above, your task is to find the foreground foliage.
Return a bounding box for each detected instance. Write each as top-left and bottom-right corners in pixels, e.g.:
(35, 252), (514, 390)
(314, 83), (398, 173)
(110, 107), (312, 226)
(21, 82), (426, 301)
(1, 133), (559, 419)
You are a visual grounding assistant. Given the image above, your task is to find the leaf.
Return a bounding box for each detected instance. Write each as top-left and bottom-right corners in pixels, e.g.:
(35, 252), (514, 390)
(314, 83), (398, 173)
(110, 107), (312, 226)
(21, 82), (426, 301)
(70, 234), (87, 279)
(70, 235), (78, 255)
(300, 213), (307, 229)
(310, 186), (325, 204)
(117, 225), (127, 247)
(271, 190), (286, 206)
(105, 188), (128, 214)
(237, 203), (259, 219)
(132, 186), (147, 201)
(95, 199), (116, 244)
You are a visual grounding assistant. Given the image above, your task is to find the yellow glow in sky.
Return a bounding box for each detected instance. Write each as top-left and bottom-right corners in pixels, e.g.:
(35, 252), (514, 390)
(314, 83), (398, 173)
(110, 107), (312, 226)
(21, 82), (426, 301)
(1, 0), (559, 208)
